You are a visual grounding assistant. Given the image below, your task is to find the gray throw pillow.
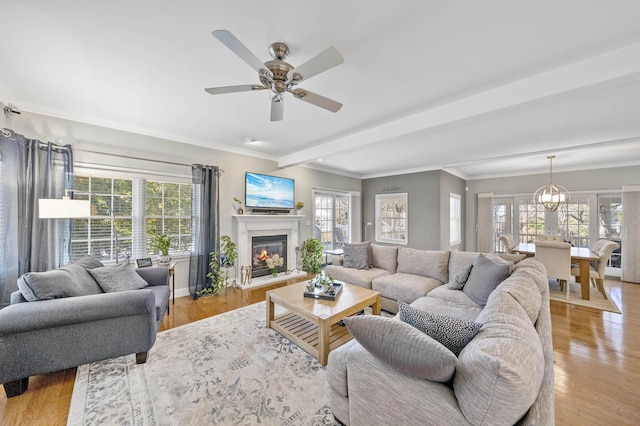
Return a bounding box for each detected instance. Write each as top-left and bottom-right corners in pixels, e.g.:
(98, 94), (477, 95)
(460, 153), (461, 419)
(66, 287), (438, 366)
(463, 253), (511, 307)
(446, 263), (473, 290)
(343, 242), (370, 269)
(88, 261), (149, 293)
(17, 256), (105, 301)
(344, 315), (457, 382)
(398, 301), (483, 356)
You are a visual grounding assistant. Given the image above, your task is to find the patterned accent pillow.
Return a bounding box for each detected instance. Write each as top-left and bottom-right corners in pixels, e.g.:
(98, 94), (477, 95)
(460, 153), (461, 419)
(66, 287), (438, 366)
(446, 263), (473, 290)
(343, 242), (370, 269)
(88, 261), (149, 293)
(398, 301), (483, 356)
(344, 315), (457, 382)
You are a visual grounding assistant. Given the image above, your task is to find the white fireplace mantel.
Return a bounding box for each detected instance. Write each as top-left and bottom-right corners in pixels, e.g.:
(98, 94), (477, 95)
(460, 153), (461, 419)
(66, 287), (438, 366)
(233, 214), (304, 288)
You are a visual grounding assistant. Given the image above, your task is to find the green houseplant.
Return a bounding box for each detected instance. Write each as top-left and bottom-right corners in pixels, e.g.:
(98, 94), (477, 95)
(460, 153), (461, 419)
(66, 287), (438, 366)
(151, 229), (172, 255)
(196, 235), (238, 298)
(300, 237), (324, 275)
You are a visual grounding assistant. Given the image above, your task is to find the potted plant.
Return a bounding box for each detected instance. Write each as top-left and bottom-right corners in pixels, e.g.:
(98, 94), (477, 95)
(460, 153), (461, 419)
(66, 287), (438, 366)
(295, 201), (304, 215)
(233, 197), (244, 215)
(300, 237), (324, 275)
(220, 235), (238, 286)
(151, 229), (172, 264)
(195, 236), (238, 298)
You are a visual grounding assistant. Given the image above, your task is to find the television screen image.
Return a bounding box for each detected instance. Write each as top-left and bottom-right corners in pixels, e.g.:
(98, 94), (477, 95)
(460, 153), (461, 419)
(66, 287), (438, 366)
(245, 172), (295, 209)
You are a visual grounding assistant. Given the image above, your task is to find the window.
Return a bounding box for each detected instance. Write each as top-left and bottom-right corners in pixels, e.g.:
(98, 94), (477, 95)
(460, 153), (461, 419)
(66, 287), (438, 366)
(598, 194), (622, 272)
(517, 198), (546, 243)
(70, 175), (191, 263)
(313, 190), (350, 251)
(449, 193), (461, 245)
(375, 193), (408, 245)
(557, 197), (590, 247)
(493, 197), (514, 251)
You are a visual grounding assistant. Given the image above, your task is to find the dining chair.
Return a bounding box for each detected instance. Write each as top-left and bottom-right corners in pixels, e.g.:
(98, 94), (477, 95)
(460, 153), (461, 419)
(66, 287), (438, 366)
(539, 234), (564, 242)
(499, 234), (516, 254)
(571, 240), (620, 299)
(535, 241), (572, 297)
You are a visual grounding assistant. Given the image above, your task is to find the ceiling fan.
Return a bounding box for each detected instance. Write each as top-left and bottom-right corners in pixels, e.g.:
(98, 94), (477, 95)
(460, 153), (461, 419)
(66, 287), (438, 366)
(205, 30), (344, 121)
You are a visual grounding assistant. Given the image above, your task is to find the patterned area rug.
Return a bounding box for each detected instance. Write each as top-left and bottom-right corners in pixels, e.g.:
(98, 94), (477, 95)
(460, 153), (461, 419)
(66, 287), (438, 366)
(548, 279), (621, 314)
(67, 302), (339, 425)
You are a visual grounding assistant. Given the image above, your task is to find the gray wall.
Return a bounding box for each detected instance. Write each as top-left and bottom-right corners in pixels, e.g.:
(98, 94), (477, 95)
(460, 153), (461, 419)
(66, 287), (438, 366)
(362, 170), (465, 250)
(465, 165), (640, 250)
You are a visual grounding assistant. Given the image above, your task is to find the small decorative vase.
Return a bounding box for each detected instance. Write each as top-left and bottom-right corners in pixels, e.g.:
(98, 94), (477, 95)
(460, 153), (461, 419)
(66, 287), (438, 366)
(272, 267), (278, 277)
(158, 254), (171, 265)
(237, 208), (244, 215)
(322, 282), (332, 292)
(296, 209), (303, 215)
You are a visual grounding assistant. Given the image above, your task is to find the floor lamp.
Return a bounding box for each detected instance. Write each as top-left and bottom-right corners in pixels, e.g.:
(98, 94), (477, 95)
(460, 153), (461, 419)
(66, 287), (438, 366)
(39, 191), (120, 264)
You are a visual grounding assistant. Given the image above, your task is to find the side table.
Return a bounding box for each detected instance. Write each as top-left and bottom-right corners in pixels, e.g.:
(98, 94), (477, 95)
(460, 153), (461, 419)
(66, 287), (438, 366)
(324, 248), (344, 266)
(155, 261), (176, 313)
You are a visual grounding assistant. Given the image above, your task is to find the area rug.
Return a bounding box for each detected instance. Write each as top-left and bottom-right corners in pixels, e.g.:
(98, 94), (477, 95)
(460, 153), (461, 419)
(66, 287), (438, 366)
(67, 302), (339, 425)
(548, 279), (621, 314)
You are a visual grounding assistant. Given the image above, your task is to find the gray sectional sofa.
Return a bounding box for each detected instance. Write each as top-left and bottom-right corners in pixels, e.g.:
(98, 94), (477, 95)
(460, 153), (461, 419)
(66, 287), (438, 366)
(0, 256), (170, 397)
(325, 245), (554, 425)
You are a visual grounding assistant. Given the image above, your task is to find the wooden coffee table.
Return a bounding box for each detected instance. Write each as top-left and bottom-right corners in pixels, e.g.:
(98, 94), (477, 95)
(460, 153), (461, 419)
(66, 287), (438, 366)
(266, 281), (381, 366)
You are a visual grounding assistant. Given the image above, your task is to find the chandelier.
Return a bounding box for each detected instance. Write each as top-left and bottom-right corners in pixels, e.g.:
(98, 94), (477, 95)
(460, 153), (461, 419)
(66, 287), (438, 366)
(533, 156), (570, 212)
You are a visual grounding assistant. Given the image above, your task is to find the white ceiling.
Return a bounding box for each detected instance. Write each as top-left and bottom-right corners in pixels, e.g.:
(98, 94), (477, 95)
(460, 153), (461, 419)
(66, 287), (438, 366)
(2, 0), (640, 180)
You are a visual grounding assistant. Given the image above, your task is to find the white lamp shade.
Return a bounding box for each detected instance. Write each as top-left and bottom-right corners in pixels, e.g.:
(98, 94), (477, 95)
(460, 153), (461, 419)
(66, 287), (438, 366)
(39, 198), (91, 218)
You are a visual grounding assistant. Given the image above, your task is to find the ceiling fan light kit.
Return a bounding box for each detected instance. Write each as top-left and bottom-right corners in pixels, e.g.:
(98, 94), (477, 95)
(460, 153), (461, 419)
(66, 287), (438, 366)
(205, 30), (344, 121)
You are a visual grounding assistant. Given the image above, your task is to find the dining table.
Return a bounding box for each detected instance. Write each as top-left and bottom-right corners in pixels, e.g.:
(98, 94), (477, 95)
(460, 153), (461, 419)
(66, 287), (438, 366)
(514, 243), (599, 300)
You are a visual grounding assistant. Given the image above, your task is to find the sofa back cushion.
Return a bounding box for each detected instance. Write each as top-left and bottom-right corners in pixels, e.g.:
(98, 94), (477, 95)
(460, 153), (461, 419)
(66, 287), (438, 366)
(454, 288), (545, 425)
(17, 256), (104, 301)
(397, 248), (450, 283)
(454, 261), (546, 425)
(370, 244), (398, 273)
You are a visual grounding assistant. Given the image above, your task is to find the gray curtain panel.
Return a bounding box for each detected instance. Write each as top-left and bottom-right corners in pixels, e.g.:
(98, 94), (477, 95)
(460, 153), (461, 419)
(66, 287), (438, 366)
(622, 186), (640, 283)
(0, 128), (74, 307)
(188, 164), (220, 296)
(476, 192), (494, 253)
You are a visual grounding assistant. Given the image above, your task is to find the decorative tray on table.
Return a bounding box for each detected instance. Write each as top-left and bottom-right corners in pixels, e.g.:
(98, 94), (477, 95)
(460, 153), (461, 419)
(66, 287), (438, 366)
(304, 281), (343, 301)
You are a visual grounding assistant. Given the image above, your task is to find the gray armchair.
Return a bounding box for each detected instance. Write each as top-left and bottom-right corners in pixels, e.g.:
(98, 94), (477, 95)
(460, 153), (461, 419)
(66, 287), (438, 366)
(0, 257), (170, 397)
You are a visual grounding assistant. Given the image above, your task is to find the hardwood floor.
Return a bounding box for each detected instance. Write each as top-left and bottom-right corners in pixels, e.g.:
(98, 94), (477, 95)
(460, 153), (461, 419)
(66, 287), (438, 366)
(1, 275), (639, 425)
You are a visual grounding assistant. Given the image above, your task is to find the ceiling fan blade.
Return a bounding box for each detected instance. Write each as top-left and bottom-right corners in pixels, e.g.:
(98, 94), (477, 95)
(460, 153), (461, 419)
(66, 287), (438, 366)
(212, 30), (270, 76)
(287, 46), (344, 82)
(290, 88), (342, 113)
(271, 97), (284, 121)
(205, 85), (266, 95)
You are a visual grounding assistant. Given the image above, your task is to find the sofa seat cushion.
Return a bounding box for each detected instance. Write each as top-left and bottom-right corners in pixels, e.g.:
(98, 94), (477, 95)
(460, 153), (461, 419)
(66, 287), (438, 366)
(17, 256), (104, 302)
(146, 285), (170, 320)
(372, 273), (442, 305)
(411, 288), (483, 323)
(344, 315), (457, 382)
(397, 248), (450, 283)
(454, 280), (545, 425)
(88, 262), (149, 293)
(324, 265), (390, 289)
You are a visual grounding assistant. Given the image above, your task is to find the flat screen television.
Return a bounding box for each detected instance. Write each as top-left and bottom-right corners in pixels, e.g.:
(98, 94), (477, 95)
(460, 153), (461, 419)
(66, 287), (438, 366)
(245, 172), (295, 209)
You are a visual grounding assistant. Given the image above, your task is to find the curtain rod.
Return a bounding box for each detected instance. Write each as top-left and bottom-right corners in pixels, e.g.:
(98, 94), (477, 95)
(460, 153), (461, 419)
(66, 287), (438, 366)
(75, 147), (224, 172)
